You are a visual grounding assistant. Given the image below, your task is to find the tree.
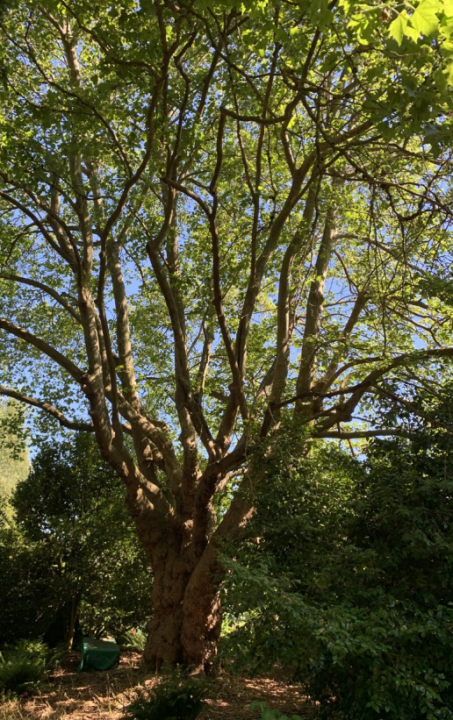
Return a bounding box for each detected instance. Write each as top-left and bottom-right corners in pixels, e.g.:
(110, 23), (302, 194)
(0, 521), (58, 645)
(0, 0), (453, 666)
(223, 406), (453, 718)
(0, 433), (150, 647)
(0, 401), (29, 497)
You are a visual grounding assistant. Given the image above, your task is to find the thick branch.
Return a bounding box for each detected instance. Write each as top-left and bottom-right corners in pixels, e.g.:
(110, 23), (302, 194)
(318, 429), (412, 439)
(0, 189), (78, 272)
(269, 184), (317, 409)
(316, 347), (453, 433)
(0, 386), (92, 431)
(0, 317), (84, 382)
(311, 289), (370, 396)
(295, 202), (337, 413)
(0, 273), (81, 323)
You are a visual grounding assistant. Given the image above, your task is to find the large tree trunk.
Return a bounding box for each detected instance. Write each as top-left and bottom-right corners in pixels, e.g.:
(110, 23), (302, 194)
(113, 441), (253, 670)
(129, 483), (254, 669)
(143, 540), (222, 669)
(181, 545), (222, 669)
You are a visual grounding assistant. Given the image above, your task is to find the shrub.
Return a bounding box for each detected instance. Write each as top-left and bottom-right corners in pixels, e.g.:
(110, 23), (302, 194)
(0, 640), (54, 696)
(117, 628), (147, 652)
(123, 674), (206, 720)
(251, 701), (303, 720)
(222, 426), (453, 720)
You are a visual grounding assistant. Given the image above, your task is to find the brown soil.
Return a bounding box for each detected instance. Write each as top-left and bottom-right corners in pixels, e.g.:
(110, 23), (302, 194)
(0, 651), (316, 720)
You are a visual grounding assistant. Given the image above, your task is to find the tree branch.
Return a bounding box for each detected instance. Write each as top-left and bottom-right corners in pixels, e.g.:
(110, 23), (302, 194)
(0, 317), (84, 382)
(0, 386), (93, 431)
(0, 273), (81, 323)
(317, 428), (413, 439)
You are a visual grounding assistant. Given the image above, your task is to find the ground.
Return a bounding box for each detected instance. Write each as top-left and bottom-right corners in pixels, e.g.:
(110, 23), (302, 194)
(0, 651), (315, 719)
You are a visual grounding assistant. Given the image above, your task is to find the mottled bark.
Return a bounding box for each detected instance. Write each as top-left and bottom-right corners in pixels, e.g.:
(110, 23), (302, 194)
(142, 533), (222, 669)
(181, 544), (222, 669)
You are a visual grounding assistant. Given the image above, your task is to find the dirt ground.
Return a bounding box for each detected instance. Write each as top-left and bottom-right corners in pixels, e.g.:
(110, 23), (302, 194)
(0, 651), (316, 720)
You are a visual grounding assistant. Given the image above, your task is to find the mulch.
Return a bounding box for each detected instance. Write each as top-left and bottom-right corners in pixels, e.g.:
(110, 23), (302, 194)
(0, 650), (316, 719)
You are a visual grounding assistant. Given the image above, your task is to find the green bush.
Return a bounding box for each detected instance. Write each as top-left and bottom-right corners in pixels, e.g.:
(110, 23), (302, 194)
(222, 421), (453, 720)
(117, 628), (147, 652)
(0, 527), (61, 645)
(0, 435), (150, 648)
(250, 701), (303, 720)
(0, 640), (54, 695)
(10, 434), (151, 644)
(123, 674), (206, 720)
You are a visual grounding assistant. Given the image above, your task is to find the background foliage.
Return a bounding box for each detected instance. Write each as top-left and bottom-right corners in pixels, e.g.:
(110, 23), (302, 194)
(0, 434), (150, 646)
(0, 401), (29, 498)
(222, 392), (453, 719)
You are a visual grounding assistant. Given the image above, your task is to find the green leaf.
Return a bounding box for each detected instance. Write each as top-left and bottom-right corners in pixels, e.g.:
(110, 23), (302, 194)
(410, 0), (440, 36)
(389, 12), (409, 44)
(445, 60), (453, 84)
(405, 24), (422, 40)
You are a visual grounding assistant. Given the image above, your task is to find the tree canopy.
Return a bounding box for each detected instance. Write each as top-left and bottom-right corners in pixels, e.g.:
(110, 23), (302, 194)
(1, 0), (453, 666)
